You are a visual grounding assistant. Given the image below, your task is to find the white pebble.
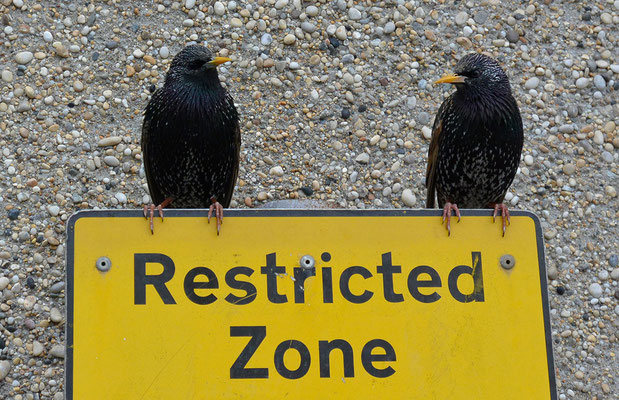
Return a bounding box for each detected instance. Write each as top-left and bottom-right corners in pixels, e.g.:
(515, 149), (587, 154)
(524, 155), (534, 166)
(47, 205), (60, 216)
(524, 77), (539, 89)
(348, 8), (361, 20)
(214, 1), (226, 15)
(115, 193), (127, 204)
(575, 77), (589, 89)
(0, 361), (10, 380)
(401, 189), (416, 207)
(160, 46), (169, 58)
(185, 0), (196, 9)
(455, 11), (468, 26)
(283, 34), (296, 45)
(43, 31), (53, 42)
(14, 51), (34, 65)
(421, 126), (432, 140)
(12, 0), (23, 7)
(588, 283), (602, 298)
(0, 277), (9, 290)
(269, 166), (284, 176)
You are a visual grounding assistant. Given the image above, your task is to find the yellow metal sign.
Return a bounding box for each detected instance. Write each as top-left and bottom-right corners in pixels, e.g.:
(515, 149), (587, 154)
(66, 210), (556, 399)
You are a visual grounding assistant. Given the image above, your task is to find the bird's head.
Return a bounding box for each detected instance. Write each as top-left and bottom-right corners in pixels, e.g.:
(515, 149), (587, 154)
(435, 53), (511, 97)
(167, 44), (231, 84)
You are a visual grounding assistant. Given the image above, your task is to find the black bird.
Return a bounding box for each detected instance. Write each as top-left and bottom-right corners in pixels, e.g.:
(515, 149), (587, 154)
(426, 53), (523, 236)
(141, 45), (240, 234)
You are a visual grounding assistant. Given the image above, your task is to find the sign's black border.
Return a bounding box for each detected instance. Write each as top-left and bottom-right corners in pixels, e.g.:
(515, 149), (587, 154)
(65, 209), (556, 399)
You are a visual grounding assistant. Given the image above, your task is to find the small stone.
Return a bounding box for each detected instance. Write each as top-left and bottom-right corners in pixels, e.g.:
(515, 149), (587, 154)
(401, 189), (416, 207)
(230, 18), (242, 28)
(610, 255), (619, 269)
(103, 156), (120, 167)
(455, 11), (468, 26)
(50, 282), (65, 293)
(269, 166), (284, 176)
(575, 77), (589, 89)
(50, 308), (63, 323)
(524, 77), (539, 89)
(306, 6), (319, 17)
(0, 360), (10, 380)
(593, 75), (606, 90)
(588, 283), (602, 298)
(214, 1), (225, 15)
(547, 265), (558, 280)
(1, 70), (13, 83)
(47, 205), (60, 216)
(50, 345), (65, 358)
(98, 136), (123, 147)
(115, 193), (127, 204)
(348, 8), (361, 20)
(32, 341), (44, 356)
(15, 51), (34, 65)
(355, 153), (369, 164)
(421, 126), (432, 140)
(0, 277), (9, 290)
(160, 46), (170, 58)
(562, 164), (576, 175)
(506, 29), (519, 43)
(384, 22), (395, 34)
(185, 0), (196, 8)
(283, 34), (296, 45)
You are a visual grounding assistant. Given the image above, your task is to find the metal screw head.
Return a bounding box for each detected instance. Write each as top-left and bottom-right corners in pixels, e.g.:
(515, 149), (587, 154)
(500, 254), (515, 270)
(300, 255), (315, 270)
(96, 257), (111, 272)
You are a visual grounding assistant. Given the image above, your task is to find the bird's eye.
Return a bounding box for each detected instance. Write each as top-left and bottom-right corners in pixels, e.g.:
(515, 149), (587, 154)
(460, 70), (480, 78)
(189, 59), (206, 70)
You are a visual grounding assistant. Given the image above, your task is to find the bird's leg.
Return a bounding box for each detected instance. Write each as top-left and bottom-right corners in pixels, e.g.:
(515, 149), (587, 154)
(207, 196), (224, 235)
(441, 202), (461, 236)
(143, 197), (173, 234)
(491, 203), (510, 237)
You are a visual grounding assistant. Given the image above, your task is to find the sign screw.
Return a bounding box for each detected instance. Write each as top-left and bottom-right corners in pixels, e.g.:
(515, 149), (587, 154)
(96, 257), (112, 272)
(300, 255), (315, 270)
(500, 254), (515, 270)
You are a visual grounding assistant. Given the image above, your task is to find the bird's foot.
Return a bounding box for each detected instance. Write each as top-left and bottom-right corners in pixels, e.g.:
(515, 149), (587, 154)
(207, 197), (224, 235)
(441, 202), (461, 237)
(491, 203), (510, 237)
(143, 197), (173, 234)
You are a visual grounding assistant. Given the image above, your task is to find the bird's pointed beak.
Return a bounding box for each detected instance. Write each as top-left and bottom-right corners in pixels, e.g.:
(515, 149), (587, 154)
(435, 74), (466, 84)
(208, 57), (232, 67)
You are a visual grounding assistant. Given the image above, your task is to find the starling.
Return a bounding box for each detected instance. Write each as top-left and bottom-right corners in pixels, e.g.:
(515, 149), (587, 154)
(141, 45), (240, 234)
(425, 53), (523, 236)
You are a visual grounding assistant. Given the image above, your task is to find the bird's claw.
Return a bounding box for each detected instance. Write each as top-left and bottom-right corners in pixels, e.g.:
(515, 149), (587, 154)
(492, 203), (511, 237)
(143, 198), (172, 234)
(441, 202), (461, 237)
(207, 198), (224, 235)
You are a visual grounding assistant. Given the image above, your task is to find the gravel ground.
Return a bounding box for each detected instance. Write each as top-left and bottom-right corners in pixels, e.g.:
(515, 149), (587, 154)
(1, 0), (618, 398)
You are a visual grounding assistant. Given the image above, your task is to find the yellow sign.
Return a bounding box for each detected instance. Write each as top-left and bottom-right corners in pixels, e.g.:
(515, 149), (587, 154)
(66, 210), (556, 399)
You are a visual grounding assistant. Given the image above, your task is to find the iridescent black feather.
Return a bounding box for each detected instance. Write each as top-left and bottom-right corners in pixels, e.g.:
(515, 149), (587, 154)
(141, 45), (240, 208)
(426, 53), (523, 209)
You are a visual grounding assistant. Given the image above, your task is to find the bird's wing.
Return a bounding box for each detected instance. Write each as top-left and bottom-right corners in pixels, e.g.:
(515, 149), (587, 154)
(222, 120), (241, 206)
(425, 103), (445, 208)
(141, 88), (166, 205)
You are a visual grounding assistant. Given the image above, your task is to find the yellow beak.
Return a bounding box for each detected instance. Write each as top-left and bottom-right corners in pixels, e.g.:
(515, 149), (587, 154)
(435, 74), (466, 84)
(208, 57), (232, 67)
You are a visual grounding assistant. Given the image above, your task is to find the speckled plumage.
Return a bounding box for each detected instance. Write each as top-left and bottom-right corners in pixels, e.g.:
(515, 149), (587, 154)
(141, 45), (240, 211)
(426, 53), (523, 212)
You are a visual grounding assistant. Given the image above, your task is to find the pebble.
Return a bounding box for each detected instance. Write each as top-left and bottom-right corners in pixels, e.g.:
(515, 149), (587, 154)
(47, 205), (60, 216)
(0, 361), (10, 380)
(103, 156), (120, 167)
(214, 2), (225, 15)
(401, 189), (416, 207)
(355, 153), (370, 164)
(115, 193), (127, 204)
(269, 166), (284, 176)
(261, 34), (273, 46)
(588, 283), (602, 298)
(49, 345), (65, 358)
(575, 77), (589, 89)
(0, 277), (9, 290)
(98, 136), (123, 147)
(1, 70), (13, 83)
(283, 34), (296, 45)
(455, 12), (468, 26)
(593, 75), (606, 90)
(348, 8), (362, 20)
(32, 341), (44, 357)
(506, 29), (519, 43)
(50, 308), (63, 323)
(524, 77), (539, 89)
(14, 51), (34, 65)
